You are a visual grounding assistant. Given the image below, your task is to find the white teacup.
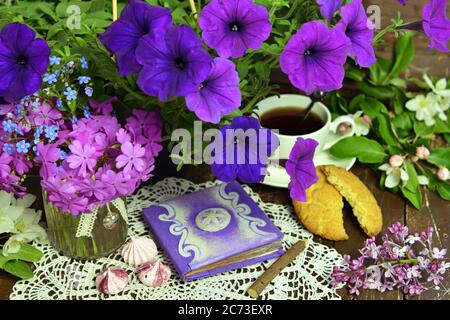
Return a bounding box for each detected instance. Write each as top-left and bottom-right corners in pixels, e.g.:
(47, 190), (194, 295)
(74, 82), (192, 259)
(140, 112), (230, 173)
(254, 94), (355, 160)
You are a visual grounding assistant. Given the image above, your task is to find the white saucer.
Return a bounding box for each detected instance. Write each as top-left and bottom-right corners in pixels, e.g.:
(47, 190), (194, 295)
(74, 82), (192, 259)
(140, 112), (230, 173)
(262, 149), (356, 189)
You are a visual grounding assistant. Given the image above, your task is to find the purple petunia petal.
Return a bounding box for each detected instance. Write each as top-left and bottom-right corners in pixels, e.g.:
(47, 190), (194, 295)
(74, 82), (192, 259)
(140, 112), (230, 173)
(136, 25), (212, 101)
(0, 23), (49, 101)
(210, 116), (278, 183)
(336, 0), (376, 67)
(199, 0), (272, 58)
(422, 0), (450, 52)
(186, 58), (241, 123)
(316, 0), (343, 21)
(280, 21), (351, 95)
(99, 0), (172, 75)
(0, 22), (35, 53)
(285, 138), (319, 202)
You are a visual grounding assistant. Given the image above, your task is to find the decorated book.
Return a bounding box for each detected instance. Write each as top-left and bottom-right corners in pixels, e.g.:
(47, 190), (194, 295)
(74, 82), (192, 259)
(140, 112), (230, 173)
(143, 181), (284, 281)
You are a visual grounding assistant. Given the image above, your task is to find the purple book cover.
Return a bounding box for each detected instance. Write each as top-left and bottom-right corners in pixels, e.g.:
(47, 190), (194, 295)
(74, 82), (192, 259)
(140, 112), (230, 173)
(142, 181), (284, 281)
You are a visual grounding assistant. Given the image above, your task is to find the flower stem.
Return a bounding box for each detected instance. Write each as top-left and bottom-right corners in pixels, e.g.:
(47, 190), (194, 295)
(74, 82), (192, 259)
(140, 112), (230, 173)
(367, 258), (419, 270)
(373, 24), (396, 45)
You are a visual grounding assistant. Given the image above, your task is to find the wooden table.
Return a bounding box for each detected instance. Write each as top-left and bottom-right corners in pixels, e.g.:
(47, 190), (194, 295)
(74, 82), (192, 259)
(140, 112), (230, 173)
(180, 164), (450, 300)
(0, 162), (448, 300)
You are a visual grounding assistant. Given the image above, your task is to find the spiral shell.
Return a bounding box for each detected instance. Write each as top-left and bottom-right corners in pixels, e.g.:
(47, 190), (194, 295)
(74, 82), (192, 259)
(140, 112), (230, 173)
(121, 236), (158, 267)
(95, 267), (129, 295)
(137, 260), (171, 287)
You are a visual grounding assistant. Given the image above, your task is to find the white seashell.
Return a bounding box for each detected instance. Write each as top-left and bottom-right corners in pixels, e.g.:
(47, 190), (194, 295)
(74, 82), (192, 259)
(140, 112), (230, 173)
(95, 267), (129, 295)
(121, 236), (158, 267)
(137, 260), (171, 287)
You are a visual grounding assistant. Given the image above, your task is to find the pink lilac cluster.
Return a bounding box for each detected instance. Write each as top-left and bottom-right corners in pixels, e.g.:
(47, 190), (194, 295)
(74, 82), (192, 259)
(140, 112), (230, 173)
(332, 222), (449, 296)
(0, 96), (162, 215)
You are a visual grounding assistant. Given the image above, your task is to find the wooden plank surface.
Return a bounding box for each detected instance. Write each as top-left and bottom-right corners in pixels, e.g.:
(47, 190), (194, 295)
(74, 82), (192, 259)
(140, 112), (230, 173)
(405, 188), (450, 300)
(365, 0), (450, 78)
(334, 166), (405, 300)
(0, 164), (448, 300)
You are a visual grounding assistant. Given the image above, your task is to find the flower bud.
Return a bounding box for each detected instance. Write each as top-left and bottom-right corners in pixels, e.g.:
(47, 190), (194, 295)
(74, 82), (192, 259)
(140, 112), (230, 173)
(415, 146), (430, 159)
(362, 115), (372, 124)
(389, 155), (403, 168)
(437, 167), (449, 181)
(337, 123), (351, 135)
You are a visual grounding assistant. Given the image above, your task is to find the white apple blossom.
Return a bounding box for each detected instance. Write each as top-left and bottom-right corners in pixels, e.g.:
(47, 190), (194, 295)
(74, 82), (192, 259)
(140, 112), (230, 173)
(379, 163), (409, 188)
(405, 93), (439, 126)
(353, 111), (370, 136)
(0, 191), (47, 255)
(423, 74), (450, 98)
(423, 75), (450, 121)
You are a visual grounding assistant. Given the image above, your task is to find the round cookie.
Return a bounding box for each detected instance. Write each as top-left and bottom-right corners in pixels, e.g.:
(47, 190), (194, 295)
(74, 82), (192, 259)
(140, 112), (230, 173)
(321, 165), (383, 237)
(293, 166), (348, 241)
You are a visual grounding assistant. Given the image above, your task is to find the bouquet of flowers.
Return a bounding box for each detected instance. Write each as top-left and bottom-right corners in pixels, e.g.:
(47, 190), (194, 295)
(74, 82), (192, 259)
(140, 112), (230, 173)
(0, 27), (162, 215)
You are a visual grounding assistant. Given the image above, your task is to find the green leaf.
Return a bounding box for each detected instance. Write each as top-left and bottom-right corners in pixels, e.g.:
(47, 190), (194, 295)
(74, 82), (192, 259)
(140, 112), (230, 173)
(255, 62), (270, 79)
(236, 61), (249, 79)
(0, 244), (43, 268)
(360, 81), (395, 100)
(413, 121), (434, 138)
(3, 260), (34, 280)
(348, 94), (365, 113)
(427, 148), (450, 169)
(434, 118), (450, 134)
(369, 57), (392, 85)
(444, 133), (450, 144)
(387, 32), (414, 80)
(330, 136), (387, 164)
(392, 112), (413, 138)
(392, 87), (408, 114)
(345, 67), (364, 82)
(436, 182), (450, 201)
(403, 161), (419, 192)
(401, 186), (422, 209)
(374, 114), (397, 147)
(360, 97), (388, 119)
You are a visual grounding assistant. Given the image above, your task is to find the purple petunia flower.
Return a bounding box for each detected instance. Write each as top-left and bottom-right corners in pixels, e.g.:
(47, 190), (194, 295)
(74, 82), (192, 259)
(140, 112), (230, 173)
(185, 58), (241, 124)
(199, 0), (272, 58)
(285, 137), (319, 202)
(0, 23), (50, 101)
(210, 116), (279, 184)
(336, 0), (376, 67)
(398, 0), (408, 4)
(99, 0), (172, 75)
(422, 0), (450, 52)
(280, 21), (351, 95)
(316, 0), (343, 21)
(136, 25), (212, 101)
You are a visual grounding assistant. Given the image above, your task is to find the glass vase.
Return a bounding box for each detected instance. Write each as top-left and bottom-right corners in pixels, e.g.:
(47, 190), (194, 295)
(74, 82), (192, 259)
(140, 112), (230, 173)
(43, 193), (128, 260)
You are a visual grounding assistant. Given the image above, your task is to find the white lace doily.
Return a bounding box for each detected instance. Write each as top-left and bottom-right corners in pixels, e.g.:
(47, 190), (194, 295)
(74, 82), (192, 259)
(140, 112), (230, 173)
(10, 178), (343, 300)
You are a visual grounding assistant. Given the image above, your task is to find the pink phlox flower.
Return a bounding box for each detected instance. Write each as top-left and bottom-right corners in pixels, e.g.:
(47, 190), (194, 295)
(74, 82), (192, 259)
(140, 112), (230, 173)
(115, 141), (146, 174)
(89, 97), (118, 115)
(67, 140), (98, 177)
(31, 102), (62, 126)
